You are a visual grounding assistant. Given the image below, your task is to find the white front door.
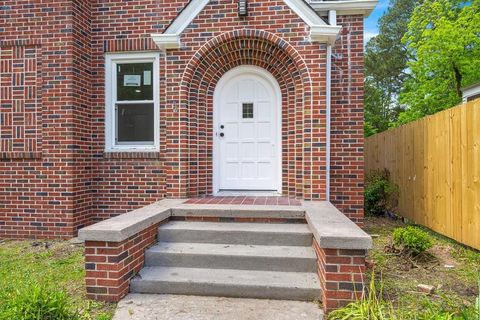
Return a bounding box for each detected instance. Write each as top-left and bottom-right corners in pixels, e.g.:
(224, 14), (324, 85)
(214, 67), (280, 192)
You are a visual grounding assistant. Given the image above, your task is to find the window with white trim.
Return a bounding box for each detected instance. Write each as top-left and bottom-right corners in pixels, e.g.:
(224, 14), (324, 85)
(105, 52), (160, 152)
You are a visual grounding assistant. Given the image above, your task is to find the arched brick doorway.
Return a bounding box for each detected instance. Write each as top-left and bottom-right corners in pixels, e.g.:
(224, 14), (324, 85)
(179, 29), (313, 198)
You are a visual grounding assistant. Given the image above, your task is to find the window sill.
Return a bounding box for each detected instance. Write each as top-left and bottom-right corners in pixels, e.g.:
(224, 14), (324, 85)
(103, 151), (160, 159)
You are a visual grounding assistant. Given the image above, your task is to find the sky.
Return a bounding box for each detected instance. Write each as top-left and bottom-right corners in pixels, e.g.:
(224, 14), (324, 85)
(364, 0), (390, 44)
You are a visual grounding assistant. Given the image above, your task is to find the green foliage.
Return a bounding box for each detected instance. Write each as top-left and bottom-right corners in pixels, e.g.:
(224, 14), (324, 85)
(329, 272), (394, 320)
(0, 282), (80, 320)
(364, 79), (402, 137)
(365, 120), (379, 137)
(329, 273), (476, 319)
(365, 0), (480, 132)
(393, 226), (433, 254)
(397, 0), (480, 124)
(364, 0), (420, 135)
(95, 314), (112, 320)
(0, 241), (115, 320)
(365, 170), (399, 216)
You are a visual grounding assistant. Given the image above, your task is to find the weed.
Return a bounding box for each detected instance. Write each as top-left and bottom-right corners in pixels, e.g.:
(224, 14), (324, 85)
(328, 272), (396, 319)
(0, 282), (81, 320)
(0, 241), (115, 320)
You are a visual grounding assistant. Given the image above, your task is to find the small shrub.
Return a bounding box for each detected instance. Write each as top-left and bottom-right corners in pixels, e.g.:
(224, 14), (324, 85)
(365, 169), (399, 216)
(0, 282), (81, 320)
(393, 226), (433, 255)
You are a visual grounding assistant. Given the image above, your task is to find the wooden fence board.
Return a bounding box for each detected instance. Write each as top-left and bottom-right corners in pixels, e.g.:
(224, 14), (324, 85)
(365, 99), (480, 250)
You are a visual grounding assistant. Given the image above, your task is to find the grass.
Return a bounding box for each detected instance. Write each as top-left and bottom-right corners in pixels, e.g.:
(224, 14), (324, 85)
(1, 217), (478, 319)
(0, 239), (116, 320)
(360, 216), (480, 318)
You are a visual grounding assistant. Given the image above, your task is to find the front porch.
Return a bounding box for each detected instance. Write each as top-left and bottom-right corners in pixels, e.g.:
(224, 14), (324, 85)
(185, 196), (302, 206)
(79, 199), (371, 313)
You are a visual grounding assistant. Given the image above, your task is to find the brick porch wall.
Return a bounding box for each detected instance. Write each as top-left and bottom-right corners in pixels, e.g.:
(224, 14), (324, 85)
(1, 0), (365, 238)
(84, 219), (169, 301)
(313, 239), (366, 312)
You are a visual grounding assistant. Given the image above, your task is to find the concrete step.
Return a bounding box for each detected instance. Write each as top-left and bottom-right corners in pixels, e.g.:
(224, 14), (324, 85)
(158, 221), (312, 246)
(130, 266), (321, 301)
(145, 242), (317, 272)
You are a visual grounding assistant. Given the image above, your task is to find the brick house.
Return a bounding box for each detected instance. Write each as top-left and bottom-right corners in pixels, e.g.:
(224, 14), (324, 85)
(1, 0), (376, 313)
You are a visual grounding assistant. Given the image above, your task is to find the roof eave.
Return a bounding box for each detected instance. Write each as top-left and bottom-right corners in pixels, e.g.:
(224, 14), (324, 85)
(310, 25), (342, 45)
(310, 0), (379, 17)
(151, 33), (181, 51)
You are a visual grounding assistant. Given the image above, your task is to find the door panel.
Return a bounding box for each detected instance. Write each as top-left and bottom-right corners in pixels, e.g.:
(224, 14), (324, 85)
(216, 72), (279, 191)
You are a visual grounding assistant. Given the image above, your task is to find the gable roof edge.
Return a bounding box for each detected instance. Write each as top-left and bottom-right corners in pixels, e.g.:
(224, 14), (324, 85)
(151, 0), (341, 50)
(283, 0), (327, 26)
(151, 0), (209, 50)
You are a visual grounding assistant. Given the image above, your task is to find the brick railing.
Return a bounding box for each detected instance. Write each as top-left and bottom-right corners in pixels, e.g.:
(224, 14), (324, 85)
(313, 241), (366, 311)
(79, 200), (179, 301)
(84, 221), (167, 301)
(304, 201), (371, 313)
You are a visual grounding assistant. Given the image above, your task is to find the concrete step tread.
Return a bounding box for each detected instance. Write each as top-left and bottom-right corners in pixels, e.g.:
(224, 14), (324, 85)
(134, 266), (320, 290)
(159, 221), (311, 234)
(147, 242), (316, 259)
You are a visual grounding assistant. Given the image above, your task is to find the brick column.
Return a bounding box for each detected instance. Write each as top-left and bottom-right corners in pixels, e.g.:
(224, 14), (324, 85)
(84, 222), (165, 301)
(313, 239), (366, 312)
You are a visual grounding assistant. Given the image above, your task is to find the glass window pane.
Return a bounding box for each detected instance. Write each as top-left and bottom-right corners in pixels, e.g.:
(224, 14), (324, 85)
(116, 62), (153, 101)
(242, 103), (254, 119)
(116, 103), (154, 143)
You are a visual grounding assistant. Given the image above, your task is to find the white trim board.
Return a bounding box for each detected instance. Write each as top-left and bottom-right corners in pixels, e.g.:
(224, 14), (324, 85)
(309, 0), (378, 17)
(151, 0), (342, 50)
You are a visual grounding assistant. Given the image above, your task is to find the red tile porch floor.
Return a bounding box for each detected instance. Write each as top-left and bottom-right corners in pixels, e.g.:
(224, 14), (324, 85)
(184, 196), (302, 206)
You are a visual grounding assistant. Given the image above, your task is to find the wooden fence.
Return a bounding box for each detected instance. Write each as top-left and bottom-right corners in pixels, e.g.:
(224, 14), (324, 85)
(365, 99), (480, 250)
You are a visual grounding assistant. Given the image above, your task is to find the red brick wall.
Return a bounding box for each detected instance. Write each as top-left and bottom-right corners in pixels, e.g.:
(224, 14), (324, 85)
(330, 15), (365, 224)
(1, 0), (365, 237)
(88, 0), (333, 219)
(84, 219), (168, 301)
(71, 0), (94, 234)
(313, 239), (366, 312)
(0, 1), (88, 238)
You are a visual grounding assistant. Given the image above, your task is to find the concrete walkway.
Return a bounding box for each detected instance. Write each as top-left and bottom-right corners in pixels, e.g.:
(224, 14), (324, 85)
(113, 294), (324, 320)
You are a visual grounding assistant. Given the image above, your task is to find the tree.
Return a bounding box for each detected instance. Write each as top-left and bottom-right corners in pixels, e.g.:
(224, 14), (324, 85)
(397, 0), (480, 124)
(364, 0), (421, 136)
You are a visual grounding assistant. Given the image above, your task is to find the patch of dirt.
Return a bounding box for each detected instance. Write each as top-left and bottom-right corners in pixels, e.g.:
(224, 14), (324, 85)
(428, 245), (459, 268)
(364, 217), (479, 307)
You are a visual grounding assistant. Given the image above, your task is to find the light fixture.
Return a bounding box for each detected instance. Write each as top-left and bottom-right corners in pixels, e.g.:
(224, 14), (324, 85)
(238, 0), (247, 17)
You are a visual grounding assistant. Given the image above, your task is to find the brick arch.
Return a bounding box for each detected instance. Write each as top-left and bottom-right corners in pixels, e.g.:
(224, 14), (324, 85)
(179, 29), (313, 198)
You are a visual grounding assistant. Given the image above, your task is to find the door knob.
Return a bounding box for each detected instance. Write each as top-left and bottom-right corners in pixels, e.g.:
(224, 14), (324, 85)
(220, 125), (224, 129)
(220, 132), (225, 137)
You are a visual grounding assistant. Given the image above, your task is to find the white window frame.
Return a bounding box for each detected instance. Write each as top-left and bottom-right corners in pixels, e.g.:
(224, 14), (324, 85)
(105, 52), (160, 152)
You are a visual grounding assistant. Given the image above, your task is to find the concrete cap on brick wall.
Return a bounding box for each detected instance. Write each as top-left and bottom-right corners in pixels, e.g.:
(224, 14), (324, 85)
(304, 201), (372, 250)
(78, 199), (184, 242)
